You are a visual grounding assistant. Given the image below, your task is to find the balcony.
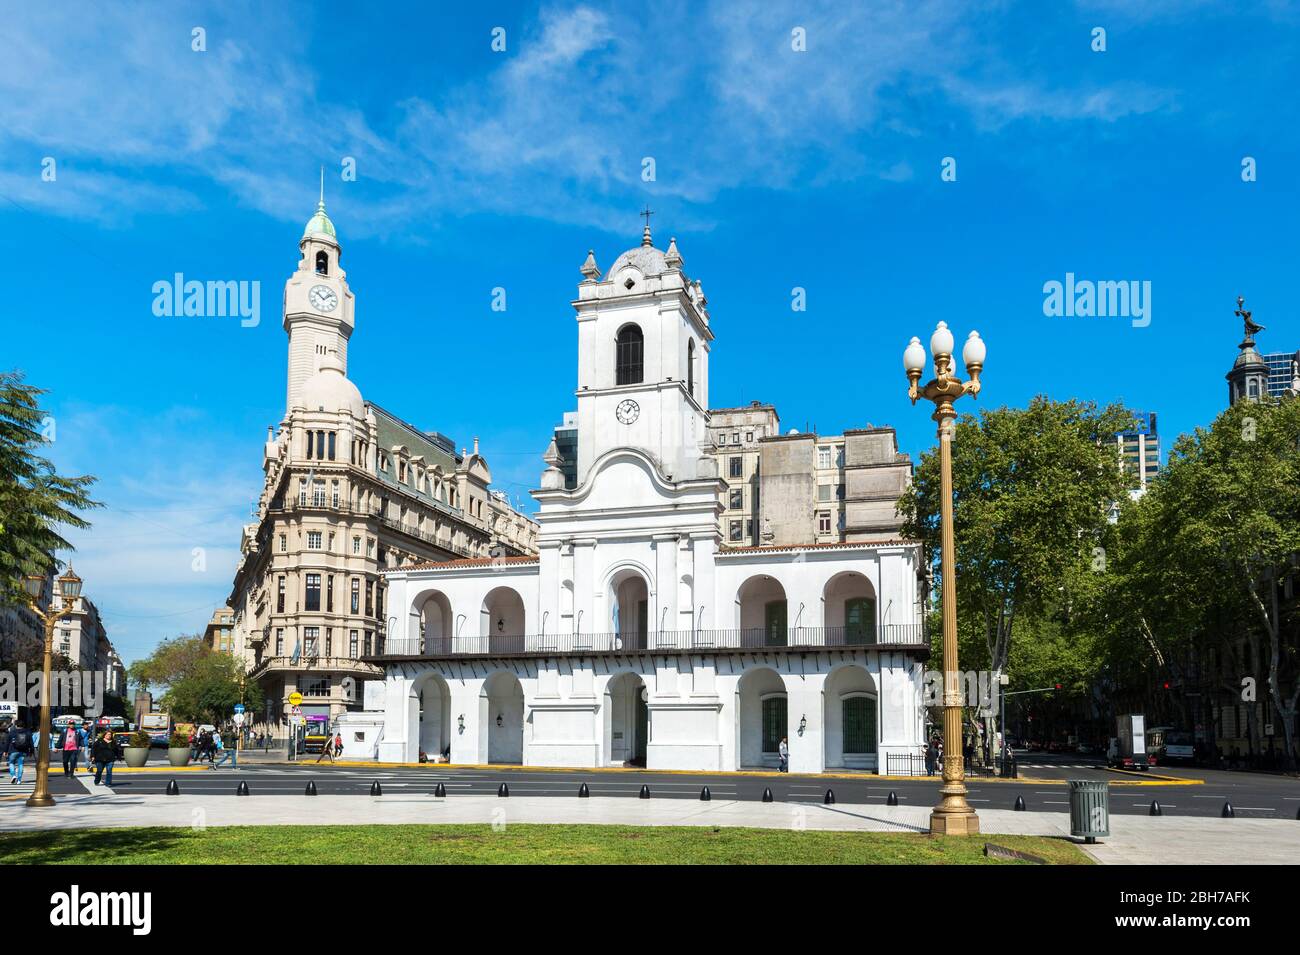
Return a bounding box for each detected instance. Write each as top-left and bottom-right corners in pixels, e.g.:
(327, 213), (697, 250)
(250, 655), (382, 679)
(371, 623), (928, 660)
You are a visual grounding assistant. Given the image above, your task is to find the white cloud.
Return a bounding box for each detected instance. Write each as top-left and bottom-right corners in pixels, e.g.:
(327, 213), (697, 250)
(43, 403), (258, 665)
(0, 0), (1177, 238)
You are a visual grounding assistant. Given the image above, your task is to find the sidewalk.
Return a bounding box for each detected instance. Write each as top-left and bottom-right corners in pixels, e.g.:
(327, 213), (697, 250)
(0, 793), (1294, 864)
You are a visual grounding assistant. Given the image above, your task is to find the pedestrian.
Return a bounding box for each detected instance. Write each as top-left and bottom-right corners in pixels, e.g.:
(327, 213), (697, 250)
(925, 737), (938, 777)
(5, 722), (34, 784)
(314, 733), (335, 763)
(61, 723), (81, 777)
(6, 721), (34, 784)
(777, 736), (789, 773)
(334, 733), (343, 758)
(91, 729), (122, 786)
(210, 733), (237, 769)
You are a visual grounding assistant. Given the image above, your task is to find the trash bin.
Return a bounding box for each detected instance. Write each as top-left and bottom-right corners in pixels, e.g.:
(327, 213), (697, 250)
(1068, 779), (1109, 843)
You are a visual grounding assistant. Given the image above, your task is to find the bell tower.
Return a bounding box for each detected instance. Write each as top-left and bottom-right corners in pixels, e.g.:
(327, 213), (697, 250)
(284, 172), (355, 413)
(570, 218), (714, 485)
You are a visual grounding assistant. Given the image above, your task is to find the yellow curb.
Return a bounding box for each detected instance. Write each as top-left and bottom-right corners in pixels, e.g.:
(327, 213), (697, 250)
(1103, 766), (1203, 784)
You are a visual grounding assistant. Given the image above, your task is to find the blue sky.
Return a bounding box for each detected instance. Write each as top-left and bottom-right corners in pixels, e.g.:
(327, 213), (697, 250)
(2, 0), (1298, 667)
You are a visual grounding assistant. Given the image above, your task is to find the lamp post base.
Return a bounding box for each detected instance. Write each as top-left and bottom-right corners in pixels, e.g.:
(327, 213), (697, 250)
(24, 794), (56, 809)
(929, 808), (980, 835)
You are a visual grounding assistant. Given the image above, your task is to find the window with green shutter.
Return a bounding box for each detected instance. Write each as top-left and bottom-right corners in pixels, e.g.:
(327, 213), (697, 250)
(762, 696), (787, 754)
(842, 696), (876, 754)
(845, 597), (876, 645)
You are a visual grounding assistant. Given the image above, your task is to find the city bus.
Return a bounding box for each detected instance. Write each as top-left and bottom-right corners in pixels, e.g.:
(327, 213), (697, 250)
(139, 712), (171, 746)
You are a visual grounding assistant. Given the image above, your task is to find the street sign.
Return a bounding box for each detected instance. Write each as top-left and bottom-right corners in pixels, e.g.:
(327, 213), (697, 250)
(233, 704), (245, 714)
(289, 715), (304, 726)
(232, 713), (246, 726)
(288, 692), (303, 707)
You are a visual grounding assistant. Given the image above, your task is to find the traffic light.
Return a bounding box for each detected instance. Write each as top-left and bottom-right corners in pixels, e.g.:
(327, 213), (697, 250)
(1054, 683), (1062, 690)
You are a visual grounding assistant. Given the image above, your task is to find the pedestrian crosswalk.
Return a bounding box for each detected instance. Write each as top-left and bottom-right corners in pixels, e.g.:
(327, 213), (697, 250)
(1018, 763), (1101, 770)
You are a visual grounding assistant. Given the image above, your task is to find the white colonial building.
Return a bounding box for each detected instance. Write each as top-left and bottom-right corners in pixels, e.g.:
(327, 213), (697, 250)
(372, 225), (929, 775)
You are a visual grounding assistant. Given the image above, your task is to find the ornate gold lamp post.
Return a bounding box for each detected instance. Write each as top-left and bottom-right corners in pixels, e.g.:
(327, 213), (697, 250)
(904, 322), (984, 836)
(20, 565), (83, 808)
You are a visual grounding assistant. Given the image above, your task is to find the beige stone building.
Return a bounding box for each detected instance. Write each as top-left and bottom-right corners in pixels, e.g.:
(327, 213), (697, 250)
(204, 607), (237, 654)
(226, 194), (538, 734)
(709, 403), (912, 547)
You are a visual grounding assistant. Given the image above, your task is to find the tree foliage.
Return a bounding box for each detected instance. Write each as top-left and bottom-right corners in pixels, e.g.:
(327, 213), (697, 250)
(899, 396), (1132, 678)
(129, 634), (262, 725)
(0, 370), (100, 604)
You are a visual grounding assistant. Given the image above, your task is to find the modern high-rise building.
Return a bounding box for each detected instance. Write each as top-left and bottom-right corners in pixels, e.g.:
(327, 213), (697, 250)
(1114, 411), (1160, 493)
(1262, 350), (1300, 399)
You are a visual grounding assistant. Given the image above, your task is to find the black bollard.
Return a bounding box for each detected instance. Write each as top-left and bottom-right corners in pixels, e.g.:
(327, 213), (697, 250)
(236, 780), (249, 796)
(434, 782), (447, 798)
(370, 780), (382, 797)
(639, 784), (650, 799)
(1149, 800), (1161, 816)
(578, 782), (590, 798)
(761, 787), (773, 803)
(165, 779), (179, 796)
(824, 789), (835, 805)
(700, 786), (711, 801)
(1221, 802), (1234, 818)
(305, 781), (317, 796)
(1014, 795), (1026, 811)
(887, 791), (899, 806)
(498, 782), (509, 797)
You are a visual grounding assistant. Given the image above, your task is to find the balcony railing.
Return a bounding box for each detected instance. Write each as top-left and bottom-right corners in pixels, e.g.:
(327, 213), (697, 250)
(250, 655), (383, 678)
(374, 623), (928, 659)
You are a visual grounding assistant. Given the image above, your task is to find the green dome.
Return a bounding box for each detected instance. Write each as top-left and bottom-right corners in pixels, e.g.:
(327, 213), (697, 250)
(303, 199), (336, 239)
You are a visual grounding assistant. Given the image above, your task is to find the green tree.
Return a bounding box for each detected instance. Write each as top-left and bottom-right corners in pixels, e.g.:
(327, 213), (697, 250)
(130, 634), (262, 725)
(900, 397), (1132, 687)
(1109, 398), (1300, 769)
(0, 370), (99, 604)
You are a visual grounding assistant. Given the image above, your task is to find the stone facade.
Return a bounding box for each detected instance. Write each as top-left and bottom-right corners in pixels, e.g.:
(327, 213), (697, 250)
(226, 197), (538, 734)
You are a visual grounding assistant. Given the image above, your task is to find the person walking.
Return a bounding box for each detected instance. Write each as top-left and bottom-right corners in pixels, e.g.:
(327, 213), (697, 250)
(777, 736), (789, 773)
(91, 730), (122, 787)
(6, 721), (33, 785)
(314, 732), (335, 763)
(925, 737), (939, 777)
(210, 732), (237, 770)
(334, 733), (343, 759)
(61, 724), (81, 777)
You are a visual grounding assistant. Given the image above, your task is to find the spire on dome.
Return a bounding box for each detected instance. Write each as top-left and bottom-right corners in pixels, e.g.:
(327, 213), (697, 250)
(580, 249), (601, 282)
(303, 167), (337, 239)
(640, 205), (654, 247)
(664, 236), (682, 269)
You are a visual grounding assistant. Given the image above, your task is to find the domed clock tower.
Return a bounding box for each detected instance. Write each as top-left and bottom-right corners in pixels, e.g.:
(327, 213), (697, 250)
(284, 182), (356, 413)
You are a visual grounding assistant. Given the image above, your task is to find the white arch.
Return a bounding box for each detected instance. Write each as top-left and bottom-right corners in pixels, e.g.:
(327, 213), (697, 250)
(736, 666), (789, 769)
(823, 663), (879, 770)
(479, 670), (525, 764)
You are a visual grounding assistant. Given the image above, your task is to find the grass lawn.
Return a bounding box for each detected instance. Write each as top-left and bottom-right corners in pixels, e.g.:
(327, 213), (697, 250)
(0, 825), (1092, 864)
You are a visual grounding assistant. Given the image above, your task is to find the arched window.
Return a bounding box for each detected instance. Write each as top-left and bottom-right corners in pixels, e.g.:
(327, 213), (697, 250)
(315, 251), (329, 275)
(615, 324), (644, 385)
(687, 339), (695, 397)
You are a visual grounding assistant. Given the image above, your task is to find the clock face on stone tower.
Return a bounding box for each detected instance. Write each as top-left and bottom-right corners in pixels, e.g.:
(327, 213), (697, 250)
(615, 399), (640, 424)
(309, 285), (338, 312)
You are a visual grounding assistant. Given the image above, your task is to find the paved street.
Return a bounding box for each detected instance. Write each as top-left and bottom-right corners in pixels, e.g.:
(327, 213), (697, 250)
(15, 748), (1295, 820)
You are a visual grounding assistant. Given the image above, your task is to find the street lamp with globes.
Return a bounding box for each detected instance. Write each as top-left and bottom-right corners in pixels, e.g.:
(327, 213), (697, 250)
(904, 322), (985, 836)
(20, 565), (83, 808)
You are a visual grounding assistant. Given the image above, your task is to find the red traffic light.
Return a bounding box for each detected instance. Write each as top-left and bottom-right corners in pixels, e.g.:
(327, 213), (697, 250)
(1163, 681), (1170, 689)
(1054, 683), (1062, 690)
